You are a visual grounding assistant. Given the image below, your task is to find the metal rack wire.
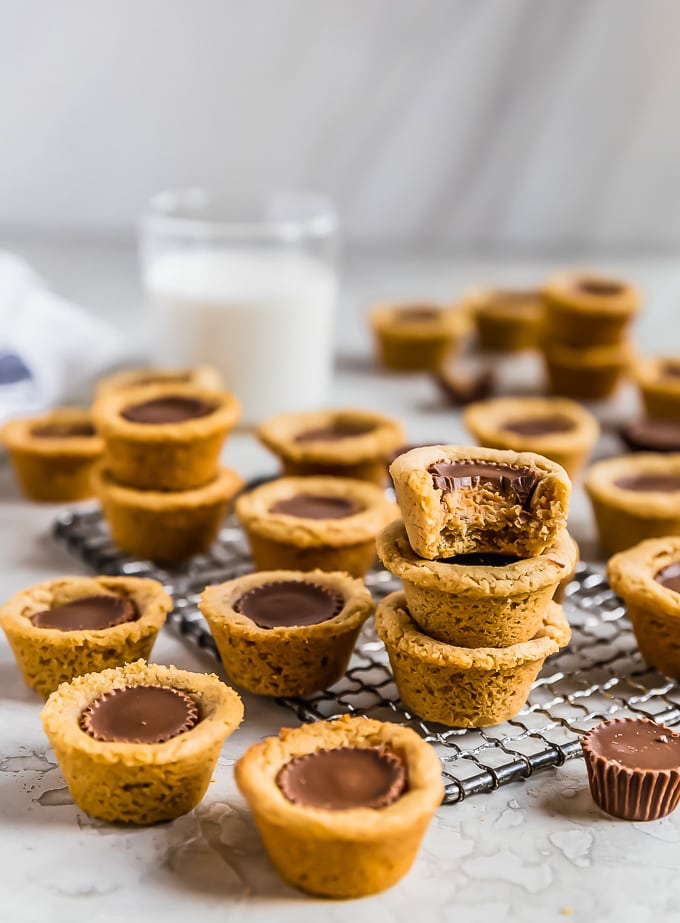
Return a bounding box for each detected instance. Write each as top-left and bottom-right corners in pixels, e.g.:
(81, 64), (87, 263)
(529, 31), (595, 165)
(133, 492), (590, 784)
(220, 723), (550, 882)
(52, 506), (680, 803)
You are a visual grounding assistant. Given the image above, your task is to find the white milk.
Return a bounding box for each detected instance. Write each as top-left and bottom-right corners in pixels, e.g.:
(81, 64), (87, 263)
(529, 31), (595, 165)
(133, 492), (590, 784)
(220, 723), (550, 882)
(145, 249), (337, 425)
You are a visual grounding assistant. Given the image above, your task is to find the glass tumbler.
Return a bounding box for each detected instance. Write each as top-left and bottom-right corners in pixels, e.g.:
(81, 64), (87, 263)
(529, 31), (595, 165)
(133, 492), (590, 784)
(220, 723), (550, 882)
(140, 189), (339, 425)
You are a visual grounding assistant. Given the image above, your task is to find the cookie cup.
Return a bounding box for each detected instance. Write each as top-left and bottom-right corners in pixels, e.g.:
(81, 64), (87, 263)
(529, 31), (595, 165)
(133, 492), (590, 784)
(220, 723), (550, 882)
(633, 357), (680, 421)
(234, 714), (444, 898)
(376, 520), (577, 647)
(235, 476), (398, 577)
(390, 444), (571, 559)
(541, 271), (640, 346)
(542, 340), (633, 401)
(463, 396), (599, 479)
(608, 537), (680, 678)
(2, 408), (103, 502)
(257, 408), (405, 485)
(467, 287), (544, 352)
(0, 576), (171, 697)
(369, 302), (469, 371)
(97, 466), (243, 561)
(41, 660), (243, 824)
(585, 454), (680, 555)
(375, 593), (570, 727)
(95, 365), (224, 398)
(200, 569), (374, 696)
(92, 381), (240, 490)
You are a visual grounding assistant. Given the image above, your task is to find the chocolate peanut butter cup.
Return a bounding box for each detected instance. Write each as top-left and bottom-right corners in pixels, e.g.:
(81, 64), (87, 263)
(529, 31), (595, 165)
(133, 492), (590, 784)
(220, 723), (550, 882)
(234, 580), (344, 629)
(121, 395), (216, 425)
(464, 397), (599, 478)
(0, 577), (171, 697)
(41, 660), (243, 825)
(95, 365), (224, 398)
(235, 715), (444, 898)
(586, 454), (680, 555)
(200, 569), (373, 696)
(236, 475), (397, 577)
(31, 595), (137, 632)
(92, 381), (239, 491)
(581, 718), (680, 821)
(608, 537), (680, 678)
(390, 444), (570, 559)
(277, 746), (407, 811)
(258, 407), (405, 485)
(369, 301), (470, 371)
(2, 408), (103, 502)
(621, 419), (680, 453)
(81, 684), (199, 743)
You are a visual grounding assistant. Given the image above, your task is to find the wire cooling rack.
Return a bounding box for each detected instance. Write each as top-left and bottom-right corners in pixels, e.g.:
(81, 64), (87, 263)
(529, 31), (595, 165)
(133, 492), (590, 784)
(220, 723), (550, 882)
(52, 506), (680, 804)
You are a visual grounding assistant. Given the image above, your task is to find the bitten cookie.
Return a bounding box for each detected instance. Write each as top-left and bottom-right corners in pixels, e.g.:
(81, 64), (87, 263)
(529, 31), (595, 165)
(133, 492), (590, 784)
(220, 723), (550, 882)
(390, 444), (571, 559)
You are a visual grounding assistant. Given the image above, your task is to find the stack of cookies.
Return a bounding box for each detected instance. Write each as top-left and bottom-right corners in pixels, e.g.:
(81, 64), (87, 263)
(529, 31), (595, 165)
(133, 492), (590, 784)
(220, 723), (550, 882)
(375, 444), (575, 727)
(92, 381), (242, 561)
(539, 270), (640, 401)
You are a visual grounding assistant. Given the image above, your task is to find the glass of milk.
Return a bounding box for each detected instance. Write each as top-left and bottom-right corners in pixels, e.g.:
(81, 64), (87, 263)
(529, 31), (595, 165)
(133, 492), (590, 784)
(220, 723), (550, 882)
(140, 189), (339, 425)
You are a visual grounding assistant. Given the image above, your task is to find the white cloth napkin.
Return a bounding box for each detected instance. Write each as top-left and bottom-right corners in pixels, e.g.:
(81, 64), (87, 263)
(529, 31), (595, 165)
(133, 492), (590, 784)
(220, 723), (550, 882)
(0, 252), (124, 424)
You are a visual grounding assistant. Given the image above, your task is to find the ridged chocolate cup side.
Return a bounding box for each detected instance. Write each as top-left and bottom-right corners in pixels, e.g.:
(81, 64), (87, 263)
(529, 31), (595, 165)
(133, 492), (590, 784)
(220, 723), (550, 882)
(581, 718), (680, 821)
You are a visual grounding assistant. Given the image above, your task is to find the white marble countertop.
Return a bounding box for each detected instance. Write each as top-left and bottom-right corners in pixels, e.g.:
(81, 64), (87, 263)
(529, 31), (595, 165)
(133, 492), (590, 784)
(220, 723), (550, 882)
(2, 239), (680, 923)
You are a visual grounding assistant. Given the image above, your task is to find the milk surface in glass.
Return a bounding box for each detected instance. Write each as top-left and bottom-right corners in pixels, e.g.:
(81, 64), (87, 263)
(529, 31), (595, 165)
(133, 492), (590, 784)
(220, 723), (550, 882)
(145, 248), (337, 425)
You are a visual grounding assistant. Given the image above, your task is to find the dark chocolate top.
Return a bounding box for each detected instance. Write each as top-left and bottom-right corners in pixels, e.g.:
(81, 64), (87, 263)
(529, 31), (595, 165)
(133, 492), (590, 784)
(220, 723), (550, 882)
(585, 719), (680, 771)
(576, 278), (623, 297)
(80, 685), (199, 743)
(31, 594), (137, 632)
(501, 415), (575, 437)
(429, 459), (541, 509)
(294, 420), (376, 443)
(276, 746), (407, 810)
(655, 562), (680, 595)
(620, 419), (680, 453)
(614, 473), (680, 493)
(439, 552), (523, 567)
(121, 396), (216, 424)
(269, 494), (364, 519)
(393, 305), (441, 323)
(31, 421), (96, 439)
(234, 580), (344, 628)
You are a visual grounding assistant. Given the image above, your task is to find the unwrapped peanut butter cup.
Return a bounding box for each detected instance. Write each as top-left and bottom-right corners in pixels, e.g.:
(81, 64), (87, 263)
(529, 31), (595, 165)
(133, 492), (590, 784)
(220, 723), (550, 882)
(31, 595), (137, 632)
(80, 684), (199, 743)
(234, 580), (344, 629)
(581, 717), (680, 821)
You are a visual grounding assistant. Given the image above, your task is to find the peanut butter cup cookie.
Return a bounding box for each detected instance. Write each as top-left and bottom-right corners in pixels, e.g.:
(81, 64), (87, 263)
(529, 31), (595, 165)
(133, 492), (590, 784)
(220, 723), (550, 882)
(585, 454), (680, 555)
(41, 660), (243, 824)
(608, 537), (680, 678)
(542, 339), (633, 401)
(375, 592), (571, 727)
(257, 407), (405, 485)
(467, 287), (544, 352)
(235, 714), (443, 898)
(235, 476), (397, 577)
(541, 270), (641, 347)
(377, 519), (577, 647)
(463, 396), (599, 478)
(369, 301), (469, 371)
(97, 466), (243, 562)
(200, 569), (373, 696)
(0, 576), (171, 696)
(634, 356), (680, 421)
(390, 445), (570, 559)
(2, 408), (103, 502)
(92, 381), (239, 490)
(95, 364), (224, 398)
